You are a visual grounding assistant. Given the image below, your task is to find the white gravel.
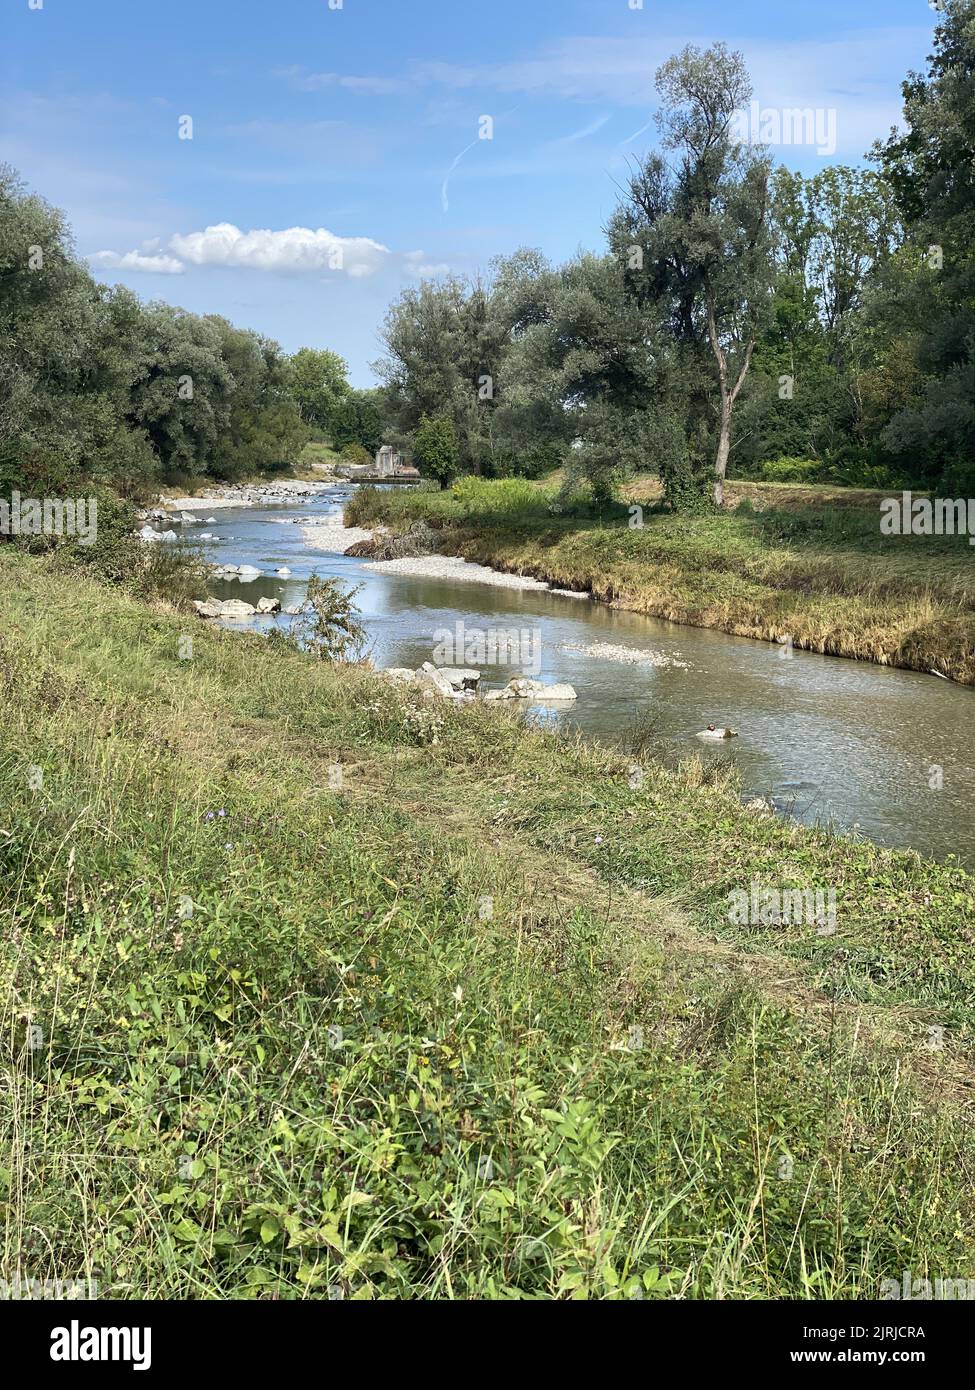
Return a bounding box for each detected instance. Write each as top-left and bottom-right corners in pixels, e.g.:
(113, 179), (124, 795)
(559, 640), (690, 669)
(160, 496), (242, 510)
(363, 555), (554, 590)
(301, 522), (375, 554)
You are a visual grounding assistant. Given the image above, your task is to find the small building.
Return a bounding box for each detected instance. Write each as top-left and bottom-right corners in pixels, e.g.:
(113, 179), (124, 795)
(374, 445), (401, 477)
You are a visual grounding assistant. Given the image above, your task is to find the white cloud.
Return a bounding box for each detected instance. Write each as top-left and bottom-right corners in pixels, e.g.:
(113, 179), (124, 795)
(91, 223), (441, 281)
(402, 251), (451, 279)
(275, 65), (410, 97)
(89, 248), (184, 274)
(168, 222), (391, 277)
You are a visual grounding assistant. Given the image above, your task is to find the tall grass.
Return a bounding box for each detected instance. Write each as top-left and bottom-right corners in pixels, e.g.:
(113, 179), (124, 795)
(2, 553), (974, 1299)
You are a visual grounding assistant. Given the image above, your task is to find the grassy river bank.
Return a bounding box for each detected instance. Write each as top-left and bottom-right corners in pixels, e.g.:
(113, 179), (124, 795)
(2, 548), (975, 1298)
(345, 478), (975, 685)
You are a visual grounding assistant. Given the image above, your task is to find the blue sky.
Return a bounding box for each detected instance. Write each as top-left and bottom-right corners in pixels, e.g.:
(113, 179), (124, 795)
(3, 0), (938, 384)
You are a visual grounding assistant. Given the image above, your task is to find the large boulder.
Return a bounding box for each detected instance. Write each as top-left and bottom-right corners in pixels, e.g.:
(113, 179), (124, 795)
(193, 599), (224, 619)
(414, 662), (458, 700)
(256, 596), (281, 614)
(196, 598), (258, 621)
(486, 677), (576, 702)
(529, 683), (577, 702)
(439, 667), (481, 692)
(219, 599), (257, 621)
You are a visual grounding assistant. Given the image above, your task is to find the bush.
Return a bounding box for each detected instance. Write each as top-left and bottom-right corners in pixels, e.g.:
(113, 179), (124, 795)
(291, 573), (367, 661)
(757, 457), (827, 485)
(340, 443), (373, 468)
(413, 414), (459, 490)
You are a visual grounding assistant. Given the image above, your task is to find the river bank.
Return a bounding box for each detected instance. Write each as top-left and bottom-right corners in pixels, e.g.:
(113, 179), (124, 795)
(4, 547), (975, 1298)
(142, 481), (975, 863)
(344, 479), (975, 686)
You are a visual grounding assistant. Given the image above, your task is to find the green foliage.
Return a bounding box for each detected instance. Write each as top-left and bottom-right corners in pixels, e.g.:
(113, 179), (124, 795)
(0, 164), (316, 501)
(756, 457), (828, 484)
(291, 573), (367, 662)
(412, 413), (459, 489)
(874, 0), (975, 483)
(330, 389), (383, 456)
(289, 347), (351, 435)
(607, 45), (775, 504)
(339, 442), (373, 468)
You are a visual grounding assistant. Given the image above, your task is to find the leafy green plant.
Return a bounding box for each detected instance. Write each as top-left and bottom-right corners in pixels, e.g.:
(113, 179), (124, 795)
(292, 573), (367, 661)
(413, 413), (459, 490)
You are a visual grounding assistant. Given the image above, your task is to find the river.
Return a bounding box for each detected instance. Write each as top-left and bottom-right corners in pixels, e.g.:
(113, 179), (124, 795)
(190, 484), (975, 866)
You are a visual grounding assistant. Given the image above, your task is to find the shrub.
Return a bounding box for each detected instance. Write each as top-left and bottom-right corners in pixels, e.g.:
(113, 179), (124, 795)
(757, 457), (828, 485)
(413, 414), (459, 490)
(340, 443), (373, 468)
(291, 573), (367, 661)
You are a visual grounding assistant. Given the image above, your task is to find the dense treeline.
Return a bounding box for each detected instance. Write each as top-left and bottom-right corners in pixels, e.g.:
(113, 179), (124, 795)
(377, 1), (975, 505)
(2, 2), (972, 513)
(0, 168), (383, 503)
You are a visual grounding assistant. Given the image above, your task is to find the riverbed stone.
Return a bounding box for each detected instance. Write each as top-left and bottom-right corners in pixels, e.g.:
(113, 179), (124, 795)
(217, 599), (257, 620)
(415, 662), (459, 700)
(256, 596), (281, 614)
(439, 667), (481, 692)
(528, 683), (577, 702)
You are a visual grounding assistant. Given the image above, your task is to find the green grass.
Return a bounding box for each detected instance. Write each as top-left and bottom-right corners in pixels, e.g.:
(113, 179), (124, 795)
(346, 477), (975, 683)
(2, 551), (975, 1299)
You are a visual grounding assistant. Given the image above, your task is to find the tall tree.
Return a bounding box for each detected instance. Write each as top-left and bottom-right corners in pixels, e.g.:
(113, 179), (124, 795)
(876, 0), (975, 488)
(375, 276), (506, 475)
(610, 45), (775, 505)
(289, 347), (351, 436)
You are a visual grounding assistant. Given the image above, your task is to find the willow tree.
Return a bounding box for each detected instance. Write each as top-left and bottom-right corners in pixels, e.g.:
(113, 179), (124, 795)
(612, 45), (774, 505)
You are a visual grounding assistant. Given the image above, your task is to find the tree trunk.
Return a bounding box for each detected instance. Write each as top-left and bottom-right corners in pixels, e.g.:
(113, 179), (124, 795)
(714, 396), (732, 507)
(705, 293), (756, 509)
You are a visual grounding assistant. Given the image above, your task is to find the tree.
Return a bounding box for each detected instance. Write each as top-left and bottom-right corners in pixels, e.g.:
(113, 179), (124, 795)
(875, 0), (975, 489)
(0, 165), (155, 497)
(412, 413), (458, 489)
(289, 347), (351, 436)
(209, 320), (308, 480)
(494, 250), (672, 500)
(330, 388), (383, 457)
(376, 276), (506, 476)
(611, 45), (775, 505)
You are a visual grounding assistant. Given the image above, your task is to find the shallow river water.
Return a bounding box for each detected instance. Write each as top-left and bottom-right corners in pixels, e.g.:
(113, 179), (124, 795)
(194, 486), (975, 866)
